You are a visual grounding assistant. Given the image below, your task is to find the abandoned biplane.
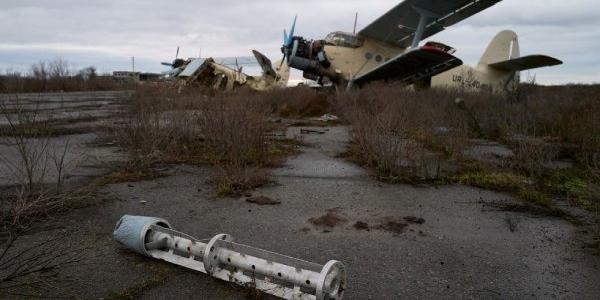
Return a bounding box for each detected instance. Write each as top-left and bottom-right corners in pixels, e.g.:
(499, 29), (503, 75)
(429, 30), (562, 93)
(162, 47), (289, 92)
(280, 0), (510, 90)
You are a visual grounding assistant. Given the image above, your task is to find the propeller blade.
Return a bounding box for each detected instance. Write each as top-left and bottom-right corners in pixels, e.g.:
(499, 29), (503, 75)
(286, 15), (298, 46)
(283, 29), (288, 45)
(279, 54), (286, 68)
(175, 46), (180, 60)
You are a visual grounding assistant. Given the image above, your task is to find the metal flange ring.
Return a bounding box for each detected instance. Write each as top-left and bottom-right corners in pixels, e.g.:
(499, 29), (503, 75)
(203, 233), (234, 275)
(316, 260), (346, 300)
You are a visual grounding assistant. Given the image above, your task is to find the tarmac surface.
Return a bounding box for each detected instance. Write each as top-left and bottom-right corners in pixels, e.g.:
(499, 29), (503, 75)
(2, 92), (599, 299)
(8, 126), (597, 299)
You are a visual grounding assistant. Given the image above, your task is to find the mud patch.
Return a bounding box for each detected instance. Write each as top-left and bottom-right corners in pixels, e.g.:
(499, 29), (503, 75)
(353, 221), (370, 231)
(404, 216), (425, 224)
(375, 218), (408, 235)
(371, 216), (426, 235)
(246, 196), (281, 206)
(309, 208), (347, 228)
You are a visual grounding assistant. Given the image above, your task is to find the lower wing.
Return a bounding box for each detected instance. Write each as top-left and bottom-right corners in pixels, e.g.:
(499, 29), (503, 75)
(352, 46), (462, 86)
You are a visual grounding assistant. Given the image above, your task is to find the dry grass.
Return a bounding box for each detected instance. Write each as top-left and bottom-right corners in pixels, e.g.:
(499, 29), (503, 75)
(338, 84), (469, 180)
(261, 87), (333, 118)
(0, 234), (90, 298)
(108, 86), (302, 196)
(213, 167), (271, 198)
(339, 83), (599, 214)
(0, 98), (98, 233)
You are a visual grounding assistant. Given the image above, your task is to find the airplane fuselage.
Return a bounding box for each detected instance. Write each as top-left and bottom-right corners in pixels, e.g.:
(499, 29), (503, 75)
(322, 37), (406, 81)
(431, 64), (518, 93)
(286, 31), (407, 86)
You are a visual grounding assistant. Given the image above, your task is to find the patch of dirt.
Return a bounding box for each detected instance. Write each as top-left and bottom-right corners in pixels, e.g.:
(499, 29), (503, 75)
(245, 196), (281, 206)
(404, 216), (425, 224)
(353, 221), (370, 231)
(309, 209), (347, 228)
(375, 219), (408, 234)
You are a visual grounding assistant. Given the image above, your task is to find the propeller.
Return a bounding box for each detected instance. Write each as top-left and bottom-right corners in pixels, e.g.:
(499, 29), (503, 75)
(280, 15), (298, 67)
(161, 46), (181, 67)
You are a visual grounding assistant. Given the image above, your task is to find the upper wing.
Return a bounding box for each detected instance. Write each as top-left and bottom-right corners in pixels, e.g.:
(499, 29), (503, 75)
(353, 46), (462, 85)
(488, 55), (563, 72)
(360, 0), (502, 47)
(177, 59), (204, 77)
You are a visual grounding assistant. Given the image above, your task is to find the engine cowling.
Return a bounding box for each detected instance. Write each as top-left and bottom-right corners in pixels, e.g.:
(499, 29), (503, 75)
(284, 37), (333, 82)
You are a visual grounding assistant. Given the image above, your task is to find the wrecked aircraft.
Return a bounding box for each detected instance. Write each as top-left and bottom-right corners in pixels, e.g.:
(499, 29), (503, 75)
(279, 0), (558, 92)
(278, 0), (508, 90)
(162, 48), (289, 92)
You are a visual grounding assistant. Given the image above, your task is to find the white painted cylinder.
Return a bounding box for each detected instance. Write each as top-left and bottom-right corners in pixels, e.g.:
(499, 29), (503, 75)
(218, 248), (321, 290)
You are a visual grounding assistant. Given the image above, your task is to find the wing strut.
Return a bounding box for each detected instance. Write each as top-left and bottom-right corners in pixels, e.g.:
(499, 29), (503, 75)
(411, 7), (440, 49)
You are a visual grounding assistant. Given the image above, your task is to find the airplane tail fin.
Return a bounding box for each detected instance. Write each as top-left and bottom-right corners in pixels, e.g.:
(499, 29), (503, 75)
(478, 30), (562, 72)
(478, 30), (520, 68)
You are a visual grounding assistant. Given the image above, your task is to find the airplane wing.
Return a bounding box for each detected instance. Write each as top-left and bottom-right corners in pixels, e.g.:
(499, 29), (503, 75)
(488, 55), (563, 72)
(352, 46), (462, 85)
(360, 0), (503, 47)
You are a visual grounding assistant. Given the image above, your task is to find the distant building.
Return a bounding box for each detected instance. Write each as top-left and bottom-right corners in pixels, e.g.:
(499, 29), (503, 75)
(113, 71), (140, 82)
(113, 71), (162, 83)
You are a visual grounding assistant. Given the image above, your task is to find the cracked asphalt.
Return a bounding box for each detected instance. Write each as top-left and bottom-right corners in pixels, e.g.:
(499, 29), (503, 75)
(5, 125), (600, 299)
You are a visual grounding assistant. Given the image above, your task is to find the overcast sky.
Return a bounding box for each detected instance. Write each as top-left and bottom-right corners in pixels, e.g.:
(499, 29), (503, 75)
(1, 0), (598, 84)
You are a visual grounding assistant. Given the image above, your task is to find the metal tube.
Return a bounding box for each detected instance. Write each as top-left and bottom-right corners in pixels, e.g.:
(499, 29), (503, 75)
(411, 15), (428, 48)
(149, 231), (207, 258)
(114, 216), (347, 300)
(218, 248), (321, 290)
(410, 7), (439, 49)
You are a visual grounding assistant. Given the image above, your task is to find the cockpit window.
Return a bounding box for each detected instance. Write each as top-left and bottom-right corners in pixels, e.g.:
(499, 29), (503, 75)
(325, 32), (364, 48)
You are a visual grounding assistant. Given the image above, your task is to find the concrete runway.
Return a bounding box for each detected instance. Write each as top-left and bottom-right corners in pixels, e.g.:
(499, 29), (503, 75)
(10, 125), (597, 299)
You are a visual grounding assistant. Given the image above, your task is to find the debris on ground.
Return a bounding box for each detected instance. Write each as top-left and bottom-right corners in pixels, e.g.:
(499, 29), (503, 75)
(301, 128), (327, 135)
(404, 216), (426, 224)
(246, 196), (281, 206)
(315, 114), (339, 122)
(353, 221), (370, 231)
(505, 216), (519, 232)
(309, 209), (348, 228)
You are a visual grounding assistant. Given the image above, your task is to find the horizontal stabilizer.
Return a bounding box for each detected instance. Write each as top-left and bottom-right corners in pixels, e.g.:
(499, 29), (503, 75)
(488, 55), (562, 72)
(353, 47), (462, 85)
